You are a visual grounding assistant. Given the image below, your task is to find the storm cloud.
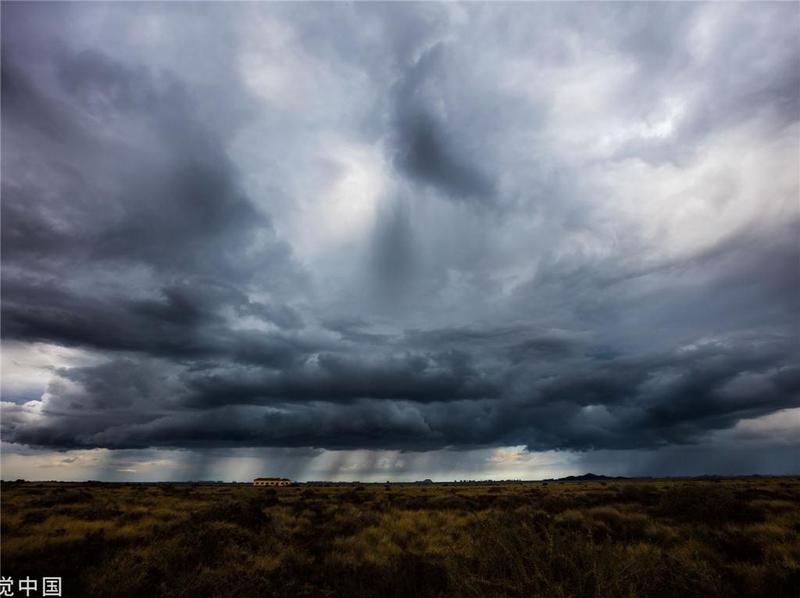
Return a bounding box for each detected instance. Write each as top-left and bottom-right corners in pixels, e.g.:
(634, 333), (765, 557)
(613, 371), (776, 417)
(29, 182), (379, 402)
(1, 2), (798, 478)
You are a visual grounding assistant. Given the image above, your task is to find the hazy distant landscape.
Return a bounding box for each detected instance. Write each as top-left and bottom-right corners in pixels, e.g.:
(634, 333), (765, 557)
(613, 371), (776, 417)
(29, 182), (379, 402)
(3, 477), (799, 597)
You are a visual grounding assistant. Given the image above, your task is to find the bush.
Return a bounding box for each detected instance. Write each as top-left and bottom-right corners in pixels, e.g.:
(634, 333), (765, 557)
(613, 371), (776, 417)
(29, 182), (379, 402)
(656, 485), (763, 525)
(190, 497), (271, 529)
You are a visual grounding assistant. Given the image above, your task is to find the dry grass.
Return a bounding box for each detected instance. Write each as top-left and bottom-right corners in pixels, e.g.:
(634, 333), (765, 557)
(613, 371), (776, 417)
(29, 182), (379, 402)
(2, 478), (799, 597)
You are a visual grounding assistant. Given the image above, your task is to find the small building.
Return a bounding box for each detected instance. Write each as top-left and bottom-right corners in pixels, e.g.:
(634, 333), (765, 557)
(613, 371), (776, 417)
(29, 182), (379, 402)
(253, 477), (291, 487)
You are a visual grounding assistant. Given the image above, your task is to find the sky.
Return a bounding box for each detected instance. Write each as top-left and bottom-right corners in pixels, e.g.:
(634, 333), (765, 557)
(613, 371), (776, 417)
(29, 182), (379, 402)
(1, 2), (798, 482)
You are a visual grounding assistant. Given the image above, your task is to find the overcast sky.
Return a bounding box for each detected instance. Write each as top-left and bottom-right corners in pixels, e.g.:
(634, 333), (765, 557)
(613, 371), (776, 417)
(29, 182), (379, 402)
(2, 2), (798, 482)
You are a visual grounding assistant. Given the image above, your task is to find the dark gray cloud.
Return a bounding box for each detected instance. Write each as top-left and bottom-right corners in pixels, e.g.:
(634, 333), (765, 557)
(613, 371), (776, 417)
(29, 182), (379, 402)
(2, 36), (307, 367)
(392, 47), (496, 202)
(4, 329), (797, 453)
(1, 2), (798, 477)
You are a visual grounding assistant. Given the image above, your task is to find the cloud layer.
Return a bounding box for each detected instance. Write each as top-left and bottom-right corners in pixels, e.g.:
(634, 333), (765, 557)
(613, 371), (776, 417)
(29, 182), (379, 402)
(1, 3), (798, 474)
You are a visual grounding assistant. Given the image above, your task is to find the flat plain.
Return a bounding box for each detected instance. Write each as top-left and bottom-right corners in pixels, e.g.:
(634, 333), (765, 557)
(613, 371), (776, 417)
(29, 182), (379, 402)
(2, 477), (799, 597)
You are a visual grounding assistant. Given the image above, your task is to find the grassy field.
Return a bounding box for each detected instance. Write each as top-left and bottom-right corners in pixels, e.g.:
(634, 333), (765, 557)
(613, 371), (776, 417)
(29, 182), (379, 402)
(2, 477), (799, 597)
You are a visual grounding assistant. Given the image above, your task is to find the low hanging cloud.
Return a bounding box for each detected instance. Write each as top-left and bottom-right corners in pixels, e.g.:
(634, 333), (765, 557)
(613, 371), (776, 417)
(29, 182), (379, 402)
(1, 3), (798, 473)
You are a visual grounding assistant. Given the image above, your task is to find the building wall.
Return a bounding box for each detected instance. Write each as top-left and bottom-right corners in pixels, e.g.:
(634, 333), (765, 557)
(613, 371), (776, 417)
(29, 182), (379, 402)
(253, 480), (290, 487)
